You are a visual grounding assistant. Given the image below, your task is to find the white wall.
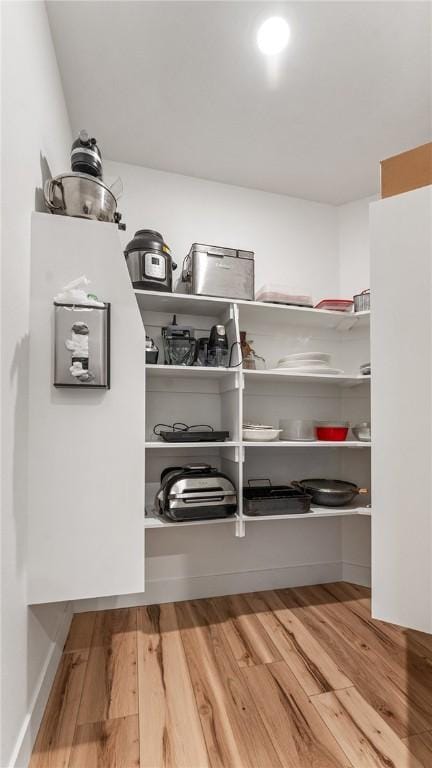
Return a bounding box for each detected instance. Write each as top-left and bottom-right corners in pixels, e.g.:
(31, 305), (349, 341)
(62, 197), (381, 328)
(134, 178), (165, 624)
(371, 187), (432, 632)
(1, 3), (72, 765)
(338, 195), (376, 298)
(107, 159), (373, 303)
(105, 160), (340, 302)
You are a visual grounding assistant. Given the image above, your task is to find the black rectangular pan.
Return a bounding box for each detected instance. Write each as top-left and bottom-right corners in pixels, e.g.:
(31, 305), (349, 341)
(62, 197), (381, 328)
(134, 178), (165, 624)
(243, 479), (312, 516)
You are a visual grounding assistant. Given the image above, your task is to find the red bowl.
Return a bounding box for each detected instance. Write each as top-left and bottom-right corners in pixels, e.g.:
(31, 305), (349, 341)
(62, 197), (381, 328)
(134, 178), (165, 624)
(316, 426), (349, 441)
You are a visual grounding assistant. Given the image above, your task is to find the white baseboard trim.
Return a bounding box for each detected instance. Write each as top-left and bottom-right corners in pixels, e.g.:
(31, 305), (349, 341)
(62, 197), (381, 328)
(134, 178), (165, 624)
(342, 561), (371, 587)
(73, 561), (343, 612)
(10, 604), (73, 768)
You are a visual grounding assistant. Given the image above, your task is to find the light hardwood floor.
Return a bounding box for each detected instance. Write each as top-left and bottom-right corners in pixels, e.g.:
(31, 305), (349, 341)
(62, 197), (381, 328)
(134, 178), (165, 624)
(30, 582), (432, 767)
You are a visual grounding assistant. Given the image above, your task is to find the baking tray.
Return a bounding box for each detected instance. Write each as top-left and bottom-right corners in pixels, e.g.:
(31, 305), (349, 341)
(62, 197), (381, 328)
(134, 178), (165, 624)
(243, 480), (312, 516)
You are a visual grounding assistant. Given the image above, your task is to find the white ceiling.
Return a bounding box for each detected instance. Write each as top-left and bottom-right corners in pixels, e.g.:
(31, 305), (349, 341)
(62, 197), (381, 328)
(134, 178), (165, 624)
(47, 1), (431, 205)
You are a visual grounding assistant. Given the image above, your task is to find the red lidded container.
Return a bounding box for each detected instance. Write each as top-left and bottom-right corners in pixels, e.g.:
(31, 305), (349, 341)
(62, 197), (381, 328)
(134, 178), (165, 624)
(315, 422), (349, 441)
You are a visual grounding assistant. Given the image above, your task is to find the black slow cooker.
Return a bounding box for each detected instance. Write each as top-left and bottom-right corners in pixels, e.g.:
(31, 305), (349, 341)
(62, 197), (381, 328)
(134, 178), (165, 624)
(124, 229), (177, 291)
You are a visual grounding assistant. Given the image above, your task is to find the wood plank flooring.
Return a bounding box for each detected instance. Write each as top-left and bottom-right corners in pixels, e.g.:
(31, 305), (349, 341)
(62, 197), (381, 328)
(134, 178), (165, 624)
(30, 583), (432, 767)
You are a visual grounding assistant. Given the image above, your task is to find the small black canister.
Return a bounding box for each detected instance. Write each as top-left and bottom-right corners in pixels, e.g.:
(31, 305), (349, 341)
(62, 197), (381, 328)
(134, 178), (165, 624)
(124, 229), (176, 291)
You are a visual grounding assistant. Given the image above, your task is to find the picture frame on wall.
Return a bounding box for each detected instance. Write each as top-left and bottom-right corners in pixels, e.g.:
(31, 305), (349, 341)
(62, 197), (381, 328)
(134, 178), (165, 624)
(54, 302), (111, 388)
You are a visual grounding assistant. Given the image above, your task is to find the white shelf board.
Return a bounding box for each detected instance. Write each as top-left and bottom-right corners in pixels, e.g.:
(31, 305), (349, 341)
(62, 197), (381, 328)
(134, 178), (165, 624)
(145, 440), (240, 449)
(144, 506), (371, 527)
(243, 440), (371, 448)
(237, 300), (370, 330)
(146, 364), (233, 380)
(243, 369), (371, 386)
(144, 513), (240, 529)
(243, 505), (371, 522)
(145, 365), (370, 386)
(135, 289), (232, 317)
(134, 289), (370, 329)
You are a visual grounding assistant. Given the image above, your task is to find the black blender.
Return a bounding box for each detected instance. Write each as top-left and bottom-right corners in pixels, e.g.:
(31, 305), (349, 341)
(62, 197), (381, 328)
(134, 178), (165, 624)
(206, 325), (229, 367)
(162, 315), (196, 366)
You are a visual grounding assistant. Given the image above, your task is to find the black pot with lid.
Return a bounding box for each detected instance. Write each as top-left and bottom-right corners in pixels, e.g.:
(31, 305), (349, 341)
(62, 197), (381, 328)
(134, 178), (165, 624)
(71, 129), (103, 178)
(124, 229), (177, 291)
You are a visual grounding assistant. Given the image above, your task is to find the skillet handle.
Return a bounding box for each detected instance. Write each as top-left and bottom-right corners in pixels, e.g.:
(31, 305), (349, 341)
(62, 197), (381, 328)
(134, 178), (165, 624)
(358, 488), (369, 494)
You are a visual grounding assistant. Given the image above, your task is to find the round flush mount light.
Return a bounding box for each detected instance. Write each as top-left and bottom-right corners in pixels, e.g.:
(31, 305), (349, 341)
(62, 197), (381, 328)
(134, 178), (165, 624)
(257, 16), (290, 55)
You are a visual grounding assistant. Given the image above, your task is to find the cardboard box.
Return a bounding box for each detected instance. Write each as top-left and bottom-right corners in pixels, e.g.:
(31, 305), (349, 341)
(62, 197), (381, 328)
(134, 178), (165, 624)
(381, 142), (432, 198)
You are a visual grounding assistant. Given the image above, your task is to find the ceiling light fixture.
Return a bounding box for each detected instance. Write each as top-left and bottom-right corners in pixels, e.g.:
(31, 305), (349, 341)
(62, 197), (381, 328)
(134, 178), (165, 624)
(257, 16), (290, 56)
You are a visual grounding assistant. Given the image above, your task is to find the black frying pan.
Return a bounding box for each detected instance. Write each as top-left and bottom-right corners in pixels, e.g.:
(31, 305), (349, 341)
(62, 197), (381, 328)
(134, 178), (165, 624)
(292, 479), (368, 507)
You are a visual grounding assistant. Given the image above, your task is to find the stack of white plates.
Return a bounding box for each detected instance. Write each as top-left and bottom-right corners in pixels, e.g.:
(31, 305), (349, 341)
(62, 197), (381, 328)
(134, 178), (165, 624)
(275, 352), (343, 375)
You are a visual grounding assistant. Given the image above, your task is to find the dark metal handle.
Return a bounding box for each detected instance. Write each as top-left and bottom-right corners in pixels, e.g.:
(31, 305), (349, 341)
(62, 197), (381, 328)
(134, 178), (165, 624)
(248, 478), (272, 487)
(181, 255), (191, 282)
(169, 490), (233, 500)
(184, 463), (211, 472)
(114, 212), (126, 231)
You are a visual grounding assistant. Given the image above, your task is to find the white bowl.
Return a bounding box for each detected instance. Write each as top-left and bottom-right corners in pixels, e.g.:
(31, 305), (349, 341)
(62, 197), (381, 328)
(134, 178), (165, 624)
(243, 428), (281, 442)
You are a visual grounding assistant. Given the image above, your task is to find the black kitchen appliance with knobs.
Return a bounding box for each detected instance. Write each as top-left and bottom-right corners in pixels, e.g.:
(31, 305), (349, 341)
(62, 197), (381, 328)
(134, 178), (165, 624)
(155, 464), (237, 521)
(124, 229), (177, 291)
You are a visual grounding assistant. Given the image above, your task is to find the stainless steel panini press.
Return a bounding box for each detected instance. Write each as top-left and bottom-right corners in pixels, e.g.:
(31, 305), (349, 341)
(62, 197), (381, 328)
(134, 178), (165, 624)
(155, 464), (237, 522)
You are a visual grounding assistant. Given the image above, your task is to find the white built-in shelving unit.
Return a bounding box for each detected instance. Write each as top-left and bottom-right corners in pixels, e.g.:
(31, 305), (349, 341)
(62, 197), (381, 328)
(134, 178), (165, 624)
(137, 289), (371, 536)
